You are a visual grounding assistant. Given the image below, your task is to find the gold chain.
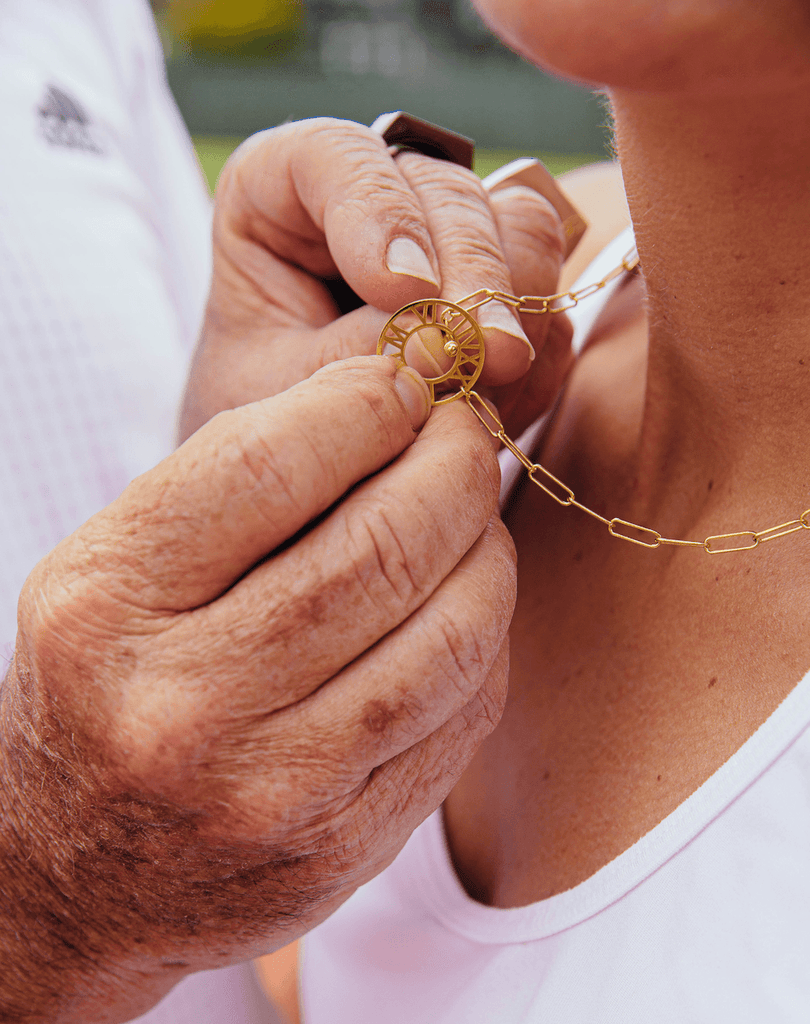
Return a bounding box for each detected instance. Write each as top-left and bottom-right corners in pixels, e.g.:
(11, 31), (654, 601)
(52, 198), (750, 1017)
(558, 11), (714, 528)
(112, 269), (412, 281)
(462, 390), (810, 554)
(459, 247), (640, 317)
(377, 248), (810, 554)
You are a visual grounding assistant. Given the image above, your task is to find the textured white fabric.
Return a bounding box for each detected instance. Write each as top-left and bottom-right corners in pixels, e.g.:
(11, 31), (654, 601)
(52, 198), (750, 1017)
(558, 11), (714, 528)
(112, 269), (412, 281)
(300, 230), (810, 1023)
(129, 963), (281, 1024)
(0, 0), (211, 658)
(0, 2), (281, 1020)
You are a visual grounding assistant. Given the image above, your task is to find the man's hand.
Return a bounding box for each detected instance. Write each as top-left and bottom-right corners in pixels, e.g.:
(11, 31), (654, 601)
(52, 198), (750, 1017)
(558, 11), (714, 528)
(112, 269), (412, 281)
(180, 118), (573, 443)
(1, 358), (515, 1023)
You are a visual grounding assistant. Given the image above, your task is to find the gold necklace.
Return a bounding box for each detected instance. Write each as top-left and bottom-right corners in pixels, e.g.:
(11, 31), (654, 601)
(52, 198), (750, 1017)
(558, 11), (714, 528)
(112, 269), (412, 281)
(377, 250), (810, 554)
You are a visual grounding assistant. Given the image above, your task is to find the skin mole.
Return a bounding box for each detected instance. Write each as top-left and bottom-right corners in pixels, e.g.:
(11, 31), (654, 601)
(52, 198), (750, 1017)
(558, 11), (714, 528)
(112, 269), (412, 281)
(362, 695), (423, 736)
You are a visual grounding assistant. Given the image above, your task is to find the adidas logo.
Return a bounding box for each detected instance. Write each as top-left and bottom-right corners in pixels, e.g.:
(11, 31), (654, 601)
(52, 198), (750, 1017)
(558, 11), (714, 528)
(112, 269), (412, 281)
(38, 84), (103, 154)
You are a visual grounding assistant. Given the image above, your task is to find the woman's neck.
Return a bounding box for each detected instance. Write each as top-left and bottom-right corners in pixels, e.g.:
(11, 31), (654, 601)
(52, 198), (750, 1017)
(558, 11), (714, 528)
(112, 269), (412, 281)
(609, 86), (810, 520)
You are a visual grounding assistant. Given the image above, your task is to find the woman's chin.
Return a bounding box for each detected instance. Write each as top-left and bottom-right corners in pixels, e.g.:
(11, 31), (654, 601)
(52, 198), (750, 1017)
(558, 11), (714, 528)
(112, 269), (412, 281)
(471, 0), (810, 96)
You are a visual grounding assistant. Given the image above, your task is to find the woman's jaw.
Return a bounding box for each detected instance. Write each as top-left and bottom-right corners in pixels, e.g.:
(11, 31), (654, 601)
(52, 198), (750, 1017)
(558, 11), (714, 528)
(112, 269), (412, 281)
(472, 0), (810, 96)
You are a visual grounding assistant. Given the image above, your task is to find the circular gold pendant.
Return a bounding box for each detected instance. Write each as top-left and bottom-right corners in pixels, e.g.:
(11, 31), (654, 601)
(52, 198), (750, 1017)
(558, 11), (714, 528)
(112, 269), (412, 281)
(377, 299), (485, 405)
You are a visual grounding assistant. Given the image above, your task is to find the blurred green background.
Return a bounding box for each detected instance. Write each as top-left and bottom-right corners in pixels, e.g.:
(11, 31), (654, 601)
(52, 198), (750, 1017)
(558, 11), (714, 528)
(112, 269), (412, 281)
(192, 135), (596, 193)
(154, 1), (607, 191)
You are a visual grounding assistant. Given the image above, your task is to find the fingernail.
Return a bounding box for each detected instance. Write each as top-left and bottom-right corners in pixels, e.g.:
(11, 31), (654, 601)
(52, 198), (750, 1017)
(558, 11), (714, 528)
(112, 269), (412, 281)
(477, 301), (535, 360)
(394, 366), (432, 430)
(385, 237), (439, 286)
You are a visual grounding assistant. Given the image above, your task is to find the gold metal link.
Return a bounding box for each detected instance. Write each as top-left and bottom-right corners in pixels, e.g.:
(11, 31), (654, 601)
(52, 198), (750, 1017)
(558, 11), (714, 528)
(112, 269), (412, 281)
(455, 248), (640, 321)
(499, 433), (535, 471)
(486, 290), (523, 309)
(463, 292), (498, 314)
(657, 537), (706, 549)
(548, 297), (580, 314)
(569, 500), (611, 528)
(527, 464), (575, 506)
(462, 382), (807, 557)
(562, 281), (605, 302)
(755, 520), (805, 544)
(463, 390), (503, 437)
(477, 405), (808, 555)
(608, 518), (662, 548)
(704, 532), (759, 554)
(458, 287), (491, 306)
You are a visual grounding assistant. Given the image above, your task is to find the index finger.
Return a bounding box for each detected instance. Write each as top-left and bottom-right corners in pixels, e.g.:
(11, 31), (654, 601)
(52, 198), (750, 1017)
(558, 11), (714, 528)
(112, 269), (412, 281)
(43, 358), (432, 614)
(217, 119), (446, 315)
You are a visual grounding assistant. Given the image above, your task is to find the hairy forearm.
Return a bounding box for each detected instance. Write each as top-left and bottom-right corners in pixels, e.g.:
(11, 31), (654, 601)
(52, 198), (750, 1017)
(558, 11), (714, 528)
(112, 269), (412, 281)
(0, 654), (323, 1024)
(0, 653), (172, 1021)
(0, 351), (512, 1021)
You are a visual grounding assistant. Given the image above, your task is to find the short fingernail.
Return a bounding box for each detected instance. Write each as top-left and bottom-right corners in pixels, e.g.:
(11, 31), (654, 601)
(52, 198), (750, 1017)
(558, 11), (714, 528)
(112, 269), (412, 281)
(395, 366), (432, 430)
(478, 301), (535, 360)
(385, 237), (439, 286)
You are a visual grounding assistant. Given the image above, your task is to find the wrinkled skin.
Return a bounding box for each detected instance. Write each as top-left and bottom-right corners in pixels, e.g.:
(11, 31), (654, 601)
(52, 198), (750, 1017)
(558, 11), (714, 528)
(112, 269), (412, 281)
(181, 119), (574, 443)
(0, 117), (574, 1022)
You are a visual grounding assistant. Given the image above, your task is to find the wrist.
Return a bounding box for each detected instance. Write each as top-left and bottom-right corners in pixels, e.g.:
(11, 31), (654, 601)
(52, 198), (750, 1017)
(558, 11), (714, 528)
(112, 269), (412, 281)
(0, 649), (323, 1022)
(0, 653), (176, 1022)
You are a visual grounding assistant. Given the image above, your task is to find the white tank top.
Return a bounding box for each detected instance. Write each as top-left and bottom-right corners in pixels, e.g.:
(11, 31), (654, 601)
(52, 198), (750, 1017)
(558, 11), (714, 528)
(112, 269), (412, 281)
(300, 227), (810, 1024)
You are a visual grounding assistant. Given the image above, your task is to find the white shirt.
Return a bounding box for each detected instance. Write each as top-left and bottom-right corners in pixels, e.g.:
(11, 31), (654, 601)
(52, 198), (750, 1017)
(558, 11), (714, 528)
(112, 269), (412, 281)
(300, 230), (810, 1023)
(0, 2), (279, 1019)
(0, 0), (211, 657)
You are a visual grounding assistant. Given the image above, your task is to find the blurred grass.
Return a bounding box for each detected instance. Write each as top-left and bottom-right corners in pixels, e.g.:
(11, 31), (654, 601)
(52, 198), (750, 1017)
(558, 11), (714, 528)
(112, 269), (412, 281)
(473, 149), (598, 181)
(194, 135), (244, 191)
(193, 135), (600, 194)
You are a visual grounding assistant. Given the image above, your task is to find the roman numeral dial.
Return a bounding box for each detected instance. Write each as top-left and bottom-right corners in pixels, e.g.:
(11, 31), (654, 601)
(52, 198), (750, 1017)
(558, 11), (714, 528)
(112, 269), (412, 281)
(377, 299), (485, 405)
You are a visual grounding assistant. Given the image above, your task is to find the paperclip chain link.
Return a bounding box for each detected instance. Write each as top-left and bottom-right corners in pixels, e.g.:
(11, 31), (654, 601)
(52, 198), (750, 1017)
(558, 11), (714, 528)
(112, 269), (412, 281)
(458, 247), (640, 317)
(379, 246), (809, 554)
(463, 390), (810, 555)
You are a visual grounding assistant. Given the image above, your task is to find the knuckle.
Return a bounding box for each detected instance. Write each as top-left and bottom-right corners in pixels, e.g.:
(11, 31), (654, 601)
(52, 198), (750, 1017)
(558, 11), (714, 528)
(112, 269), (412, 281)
(462, 452), (501, 522)
(449, 230), (508, 274)
(492, 186), (566, 257)
(438, 163), (488, 203)
(345, 495), (430, 608)
(400, 153), (485, 198)
(394, 156), (520, 280)
(313, 128), (432, 224)
(341, 187), (430, 246)
(315, 357), (404, 438)
(341, 169), (415, 211)
(296, 117), (387, 165)
(397, 156), (493, 223)
(442, 412), (502, 507)
(481, 515), (519, 572)
(464, 674), (508, 735)
(232, 408), (313, 522)
(432, 208), (509, 278)
(431, 603), (494, 703)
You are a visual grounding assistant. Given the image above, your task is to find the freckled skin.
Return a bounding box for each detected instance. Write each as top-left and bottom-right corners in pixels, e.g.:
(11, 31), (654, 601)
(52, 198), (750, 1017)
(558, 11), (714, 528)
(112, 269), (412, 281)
(362, 696), (424, 738)
(0, 356), (516, 1022)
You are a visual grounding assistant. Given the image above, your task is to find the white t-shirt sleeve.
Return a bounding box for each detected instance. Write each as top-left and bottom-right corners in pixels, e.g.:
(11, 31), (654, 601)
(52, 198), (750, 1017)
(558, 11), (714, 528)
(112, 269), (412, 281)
(0, 0), (211, 654)
(0, 4), (281, 1021)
